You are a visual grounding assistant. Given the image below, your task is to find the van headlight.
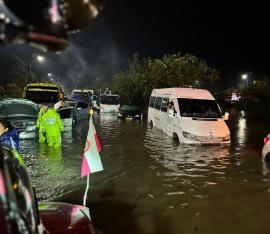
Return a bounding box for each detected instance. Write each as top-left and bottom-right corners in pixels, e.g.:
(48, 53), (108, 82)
(223, 134), (230, 142)
(183, 132), (198, 141)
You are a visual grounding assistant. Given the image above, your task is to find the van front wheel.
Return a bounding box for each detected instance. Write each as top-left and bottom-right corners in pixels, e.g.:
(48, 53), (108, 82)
(172, 132), (179, 141)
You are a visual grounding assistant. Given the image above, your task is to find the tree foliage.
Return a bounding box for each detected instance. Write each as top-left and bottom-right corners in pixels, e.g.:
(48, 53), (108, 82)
(112, 53), (220, 106)
(239, 78), (270, 117)
(5, 83), (23, 97)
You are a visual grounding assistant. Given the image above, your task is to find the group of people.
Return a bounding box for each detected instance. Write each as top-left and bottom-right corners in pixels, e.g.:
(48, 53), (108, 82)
(0, 103), (64, 156)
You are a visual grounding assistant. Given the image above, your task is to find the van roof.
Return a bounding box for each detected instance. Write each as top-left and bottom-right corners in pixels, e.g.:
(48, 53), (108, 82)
(151, 88), (215, 100)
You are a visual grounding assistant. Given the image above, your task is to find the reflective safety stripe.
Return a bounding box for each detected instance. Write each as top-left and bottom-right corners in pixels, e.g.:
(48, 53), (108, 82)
(44, 118), (56, 124)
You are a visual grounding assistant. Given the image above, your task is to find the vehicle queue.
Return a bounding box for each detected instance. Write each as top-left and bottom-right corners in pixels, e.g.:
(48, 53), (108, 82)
(0, 83), (269, 234)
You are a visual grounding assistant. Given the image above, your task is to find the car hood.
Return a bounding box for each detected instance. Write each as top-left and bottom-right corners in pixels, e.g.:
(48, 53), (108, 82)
(39, 202), (99, 234)
(181, 117), (230, 137)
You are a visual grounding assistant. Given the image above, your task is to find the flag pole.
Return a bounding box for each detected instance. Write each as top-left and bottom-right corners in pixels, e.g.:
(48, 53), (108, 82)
(82, 108), (94, 206)
(83, 174), (90, 206)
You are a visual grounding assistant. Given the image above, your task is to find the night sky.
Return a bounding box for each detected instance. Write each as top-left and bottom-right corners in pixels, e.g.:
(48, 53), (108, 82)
(1, 0), (269, 89)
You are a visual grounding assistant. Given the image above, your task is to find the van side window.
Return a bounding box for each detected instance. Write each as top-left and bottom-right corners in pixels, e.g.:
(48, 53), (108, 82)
(154, 97), (162, 110)
(149, 96), (156, 108)
(161, 98), (169, 112)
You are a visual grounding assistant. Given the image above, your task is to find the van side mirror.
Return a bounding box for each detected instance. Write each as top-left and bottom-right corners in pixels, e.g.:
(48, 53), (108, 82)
(223, 112), (229, 120)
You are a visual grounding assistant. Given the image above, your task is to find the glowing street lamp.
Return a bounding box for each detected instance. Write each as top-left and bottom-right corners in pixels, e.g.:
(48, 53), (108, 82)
(28, 54), (46, 84)
(241, 73), (248, 87)
(48, 73), (54, 82)
(36, 55), (45, 63)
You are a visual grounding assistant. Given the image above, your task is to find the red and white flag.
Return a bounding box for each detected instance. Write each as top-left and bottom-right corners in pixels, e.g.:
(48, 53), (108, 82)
(81, 117), (103, 177)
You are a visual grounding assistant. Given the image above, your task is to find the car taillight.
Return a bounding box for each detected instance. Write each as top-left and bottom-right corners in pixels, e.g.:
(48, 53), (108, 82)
(264, 136), (270, 145)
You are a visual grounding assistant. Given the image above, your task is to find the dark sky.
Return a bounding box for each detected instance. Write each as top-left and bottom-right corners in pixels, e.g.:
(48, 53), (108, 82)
(1, 0), (269, 89)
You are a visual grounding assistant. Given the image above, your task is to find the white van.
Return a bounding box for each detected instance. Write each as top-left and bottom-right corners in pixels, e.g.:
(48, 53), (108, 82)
(147, 88), (230, 145)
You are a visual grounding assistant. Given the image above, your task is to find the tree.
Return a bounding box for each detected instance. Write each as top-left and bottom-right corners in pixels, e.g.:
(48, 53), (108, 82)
(5, 83), (23, 97)
(112, 53), (220, 107)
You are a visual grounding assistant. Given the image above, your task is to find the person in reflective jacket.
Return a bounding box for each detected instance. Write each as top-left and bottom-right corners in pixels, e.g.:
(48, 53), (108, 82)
(39, 107), (64, 148)
(36, 105), (48, 143)
(0, 119), (20, 152)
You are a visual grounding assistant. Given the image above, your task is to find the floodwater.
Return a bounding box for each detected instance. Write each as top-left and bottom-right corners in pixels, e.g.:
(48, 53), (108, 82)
(21, 110), (270, 234)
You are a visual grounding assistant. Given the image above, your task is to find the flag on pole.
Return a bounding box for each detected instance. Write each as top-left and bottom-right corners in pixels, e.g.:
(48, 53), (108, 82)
(81, 116), (103, 177)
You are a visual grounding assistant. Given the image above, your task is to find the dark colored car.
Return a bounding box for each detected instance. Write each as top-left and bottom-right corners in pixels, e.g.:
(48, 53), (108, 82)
(0, 143), (101, 234)
(118, 105), (142, 119)
(0, 98), (38, 139)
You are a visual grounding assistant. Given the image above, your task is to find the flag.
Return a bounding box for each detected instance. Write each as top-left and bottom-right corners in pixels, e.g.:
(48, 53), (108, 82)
(81, 117), (103, 177)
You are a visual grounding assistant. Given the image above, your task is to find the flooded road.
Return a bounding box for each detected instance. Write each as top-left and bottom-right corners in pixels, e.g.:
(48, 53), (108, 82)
(21, 111), (270, 234)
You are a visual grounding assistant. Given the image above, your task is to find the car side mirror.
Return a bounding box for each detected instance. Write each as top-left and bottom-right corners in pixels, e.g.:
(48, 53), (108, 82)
(223, 112), (229, 120)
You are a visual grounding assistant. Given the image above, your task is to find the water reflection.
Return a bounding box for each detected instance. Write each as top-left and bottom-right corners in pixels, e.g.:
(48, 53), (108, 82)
(145, 126), (231, 192)
(237, 116), (247, 146)
(20, 120), (90, 201)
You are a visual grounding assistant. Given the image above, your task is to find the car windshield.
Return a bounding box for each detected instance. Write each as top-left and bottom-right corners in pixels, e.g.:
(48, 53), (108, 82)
(26, 91), (58, 103)
(101, 95), (120, 105)
(0, 104), (38, 117)
(178, 98), (222, 118)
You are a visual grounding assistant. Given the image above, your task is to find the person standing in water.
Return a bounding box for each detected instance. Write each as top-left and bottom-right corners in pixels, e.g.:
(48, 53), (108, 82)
(39, 104), (64, 148)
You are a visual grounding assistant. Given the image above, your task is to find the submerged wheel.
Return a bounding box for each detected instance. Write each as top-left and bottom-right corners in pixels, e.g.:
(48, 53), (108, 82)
(265, 153), (270, 162)
(172, 132), (179, 141)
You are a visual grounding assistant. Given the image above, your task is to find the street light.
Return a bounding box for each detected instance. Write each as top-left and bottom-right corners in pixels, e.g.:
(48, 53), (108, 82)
(29, 54), (46, 84)
(241, 73), (248, 87)
(36, 55), (45, 63)
(48, 73), (54, 82)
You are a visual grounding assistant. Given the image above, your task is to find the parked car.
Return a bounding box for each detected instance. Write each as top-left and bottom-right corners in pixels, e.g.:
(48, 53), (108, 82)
(0, 98), (38, 139)
(57, 100), (90, 127)
(0, 142), (101, 234)
(118, 105), (142, 119)
(262, 133), (270, 161)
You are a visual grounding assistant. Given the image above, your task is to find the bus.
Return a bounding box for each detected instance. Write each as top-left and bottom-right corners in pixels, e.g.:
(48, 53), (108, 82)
(23, 83), (64, 104)
(99, 94), (120, 113)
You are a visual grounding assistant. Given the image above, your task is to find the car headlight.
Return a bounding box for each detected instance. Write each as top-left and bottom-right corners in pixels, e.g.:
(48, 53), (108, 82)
(182, 132), (198, 141)
(118, 113), (122, 116)
(223, 134), (230, 141)
(134, 115), (140, 117)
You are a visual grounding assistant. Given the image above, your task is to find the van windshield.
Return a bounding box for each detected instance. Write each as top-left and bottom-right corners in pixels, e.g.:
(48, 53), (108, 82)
(101, 95), (120, 105)
(178, 98), (222, 118)
(26, 91), (58, 103)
